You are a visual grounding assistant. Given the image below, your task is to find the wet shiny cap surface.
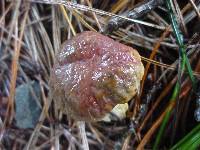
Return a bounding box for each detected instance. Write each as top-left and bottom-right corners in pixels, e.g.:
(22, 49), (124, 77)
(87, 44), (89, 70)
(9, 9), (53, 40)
(49, 31), (144, 121)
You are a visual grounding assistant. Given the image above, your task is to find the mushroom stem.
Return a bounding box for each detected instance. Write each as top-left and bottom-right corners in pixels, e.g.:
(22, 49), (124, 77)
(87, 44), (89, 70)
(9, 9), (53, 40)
(78, 121), (89, 150)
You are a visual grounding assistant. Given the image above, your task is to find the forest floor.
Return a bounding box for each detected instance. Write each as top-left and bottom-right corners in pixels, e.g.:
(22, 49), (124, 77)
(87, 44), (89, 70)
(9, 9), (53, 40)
(0, 0), (200, 149)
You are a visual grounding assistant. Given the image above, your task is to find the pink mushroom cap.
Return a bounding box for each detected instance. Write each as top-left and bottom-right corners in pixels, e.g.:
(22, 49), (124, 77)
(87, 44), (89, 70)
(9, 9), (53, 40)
(50, 31), (144, 121)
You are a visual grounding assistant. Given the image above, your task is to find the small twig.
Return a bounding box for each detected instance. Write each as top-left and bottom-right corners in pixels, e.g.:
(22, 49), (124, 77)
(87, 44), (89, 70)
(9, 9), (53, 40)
(189, 0), (200, 19)
(103, 0), (164, 33)
(85, 0), (102, 32)
(184, 2), (200, 24)
(29, 0), (167, 31)
(72, 10), (97, 32)
(60, 5), (76, 36)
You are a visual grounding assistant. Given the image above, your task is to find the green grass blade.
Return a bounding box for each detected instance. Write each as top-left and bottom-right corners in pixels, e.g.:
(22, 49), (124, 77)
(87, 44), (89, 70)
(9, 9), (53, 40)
(165, 0), (196, 89)
(171, 124), (200, 150)
(153, 0), (196, 149)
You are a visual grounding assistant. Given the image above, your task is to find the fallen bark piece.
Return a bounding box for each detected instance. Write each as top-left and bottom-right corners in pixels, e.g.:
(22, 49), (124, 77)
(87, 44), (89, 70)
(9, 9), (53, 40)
(49, 31), (144, 121)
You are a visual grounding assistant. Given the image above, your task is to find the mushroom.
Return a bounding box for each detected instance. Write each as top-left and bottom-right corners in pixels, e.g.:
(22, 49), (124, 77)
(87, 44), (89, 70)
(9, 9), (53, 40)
(50, 31), (144, 121)
(49, 31), (144, 149)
